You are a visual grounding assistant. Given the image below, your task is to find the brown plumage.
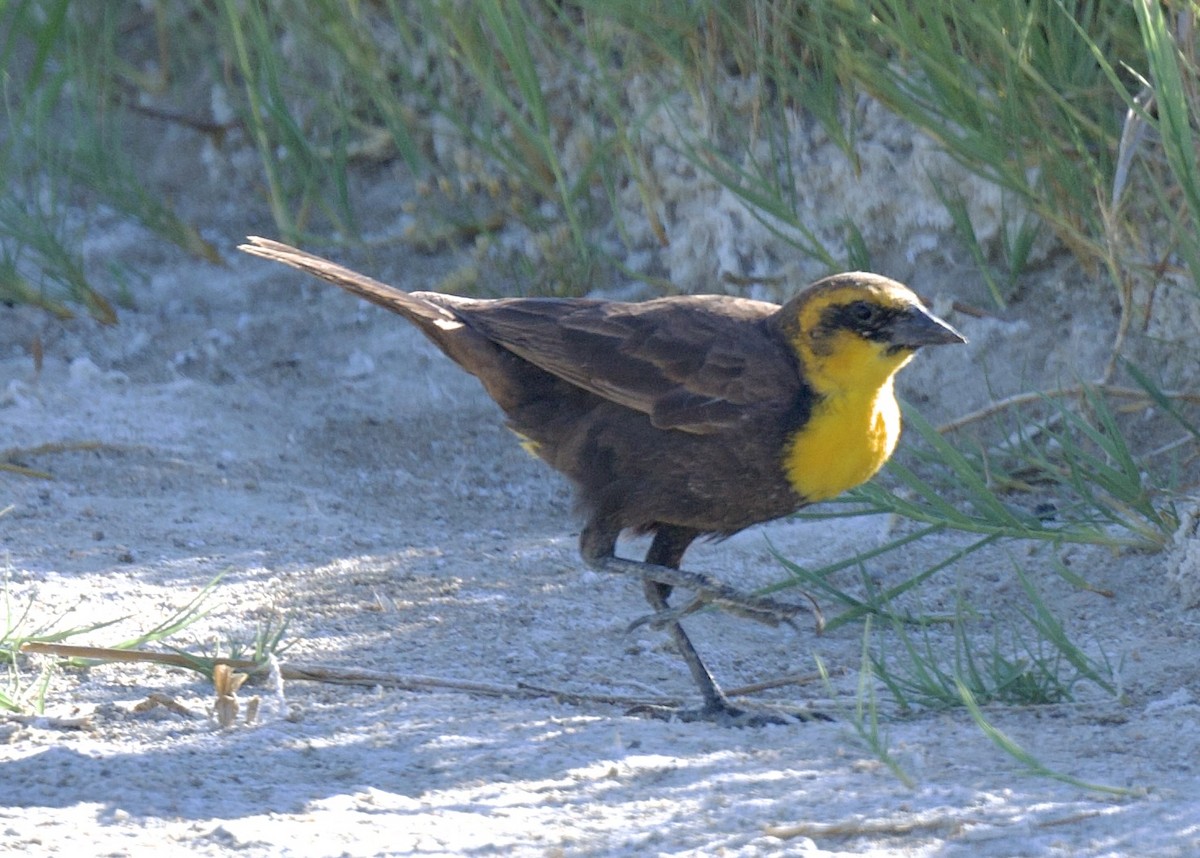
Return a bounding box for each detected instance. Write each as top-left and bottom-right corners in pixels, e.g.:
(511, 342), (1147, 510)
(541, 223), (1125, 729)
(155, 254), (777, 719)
(240, 236), (964, 724)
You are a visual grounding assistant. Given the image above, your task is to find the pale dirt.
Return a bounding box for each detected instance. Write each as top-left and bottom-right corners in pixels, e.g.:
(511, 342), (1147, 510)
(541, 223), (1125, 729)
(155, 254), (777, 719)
(1, 196), (1199, 857)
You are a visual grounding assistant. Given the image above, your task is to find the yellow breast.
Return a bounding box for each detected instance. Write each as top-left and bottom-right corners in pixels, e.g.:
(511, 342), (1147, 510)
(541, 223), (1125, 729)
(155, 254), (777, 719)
(783, 379), (901, 502)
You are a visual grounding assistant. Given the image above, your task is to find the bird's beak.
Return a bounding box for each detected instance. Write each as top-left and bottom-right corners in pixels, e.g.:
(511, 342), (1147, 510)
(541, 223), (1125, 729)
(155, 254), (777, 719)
(888, 307), (966, 349)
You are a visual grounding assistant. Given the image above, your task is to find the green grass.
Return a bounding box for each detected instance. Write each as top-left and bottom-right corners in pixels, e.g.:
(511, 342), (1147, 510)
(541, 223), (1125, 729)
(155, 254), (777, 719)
(836, 624), (917, 788)
(1, 2), (217, 321)
(6, 2), (1200, 305)
(958, 680), (1138, 796)
(0, 579), (123, 713)
(0, 576), (195, 714)
(867, 390), (1181, 551)
(1, 572), (292, 714)
(870, 568), (1117, 712)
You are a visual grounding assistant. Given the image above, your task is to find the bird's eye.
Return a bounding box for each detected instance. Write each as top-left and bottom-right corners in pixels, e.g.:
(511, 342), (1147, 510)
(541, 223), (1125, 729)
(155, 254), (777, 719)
(849, 301), (877, 323)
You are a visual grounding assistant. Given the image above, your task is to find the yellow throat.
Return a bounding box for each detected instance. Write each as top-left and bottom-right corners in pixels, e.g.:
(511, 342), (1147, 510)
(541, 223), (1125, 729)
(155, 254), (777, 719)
(783, 327), (913, 503)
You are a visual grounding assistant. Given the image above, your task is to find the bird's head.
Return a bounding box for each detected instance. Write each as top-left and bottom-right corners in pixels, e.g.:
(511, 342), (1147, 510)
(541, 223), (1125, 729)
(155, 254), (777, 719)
(777, 273), (965, 396)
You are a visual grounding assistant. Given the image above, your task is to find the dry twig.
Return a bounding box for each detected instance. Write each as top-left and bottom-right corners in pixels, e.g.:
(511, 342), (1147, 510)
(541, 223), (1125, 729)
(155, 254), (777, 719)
(21, 642), (825, 712)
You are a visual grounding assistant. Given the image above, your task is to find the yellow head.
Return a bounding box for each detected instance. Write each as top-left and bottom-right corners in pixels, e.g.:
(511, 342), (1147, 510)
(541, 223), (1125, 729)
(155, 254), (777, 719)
(777, 273), (964, 502)
(780, 273), (964, 397)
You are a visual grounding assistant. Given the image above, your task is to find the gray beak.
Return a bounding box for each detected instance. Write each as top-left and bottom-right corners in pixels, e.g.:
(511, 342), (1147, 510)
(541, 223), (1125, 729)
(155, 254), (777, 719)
(889, 306), (966, 349)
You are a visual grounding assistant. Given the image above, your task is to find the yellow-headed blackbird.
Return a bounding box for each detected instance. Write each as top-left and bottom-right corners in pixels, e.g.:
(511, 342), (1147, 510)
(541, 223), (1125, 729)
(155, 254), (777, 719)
(240, 237), (965, 724)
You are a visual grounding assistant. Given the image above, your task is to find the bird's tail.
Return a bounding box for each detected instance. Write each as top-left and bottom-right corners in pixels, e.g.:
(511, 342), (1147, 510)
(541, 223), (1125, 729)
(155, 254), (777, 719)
(239, 236), (458, 328)
(240, 237), (533, 409)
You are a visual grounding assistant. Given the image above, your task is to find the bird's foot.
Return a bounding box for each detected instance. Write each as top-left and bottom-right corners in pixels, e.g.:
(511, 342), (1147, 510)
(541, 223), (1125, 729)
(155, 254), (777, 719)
(624, 583), (822, 635)
(593, 556), (823, 633)
(626, 697), (831, 727)
(625, 591), (817, 634)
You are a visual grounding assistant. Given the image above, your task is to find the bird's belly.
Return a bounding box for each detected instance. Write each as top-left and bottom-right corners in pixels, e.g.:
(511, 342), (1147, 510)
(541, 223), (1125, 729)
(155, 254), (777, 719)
(523, 401), (806, 535)
(782, 394), (900, 503)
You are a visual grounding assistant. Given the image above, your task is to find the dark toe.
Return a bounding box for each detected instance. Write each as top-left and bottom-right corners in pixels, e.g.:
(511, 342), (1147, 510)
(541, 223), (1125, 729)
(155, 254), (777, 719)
(626, 699), (831, 727)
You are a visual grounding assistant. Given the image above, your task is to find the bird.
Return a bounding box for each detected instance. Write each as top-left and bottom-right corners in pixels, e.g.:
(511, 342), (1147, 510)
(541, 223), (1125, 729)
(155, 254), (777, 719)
(240, 236), (965, 725)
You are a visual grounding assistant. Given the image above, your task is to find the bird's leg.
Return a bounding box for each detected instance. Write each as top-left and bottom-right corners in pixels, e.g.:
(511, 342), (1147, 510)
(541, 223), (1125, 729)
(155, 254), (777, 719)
(639, 526), (736, 719)
(580, 523), (820, 726)
(581, 523), (731, 718)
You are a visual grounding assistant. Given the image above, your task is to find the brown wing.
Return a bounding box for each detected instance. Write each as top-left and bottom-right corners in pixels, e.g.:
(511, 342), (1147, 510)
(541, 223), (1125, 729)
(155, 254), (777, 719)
(435, 293), (804, 434)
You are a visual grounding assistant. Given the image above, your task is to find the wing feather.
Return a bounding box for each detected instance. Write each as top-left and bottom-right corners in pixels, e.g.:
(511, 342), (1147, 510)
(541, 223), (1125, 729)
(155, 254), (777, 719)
(440, 295), (803, 434)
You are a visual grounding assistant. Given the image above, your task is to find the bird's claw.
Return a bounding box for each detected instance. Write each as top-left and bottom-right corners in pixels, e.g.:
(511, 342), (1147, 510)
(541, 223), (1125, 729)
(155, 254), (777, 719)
(592, 555), (823, 634)
(626, 698), (832, 726)
(627, 589), (821, 634)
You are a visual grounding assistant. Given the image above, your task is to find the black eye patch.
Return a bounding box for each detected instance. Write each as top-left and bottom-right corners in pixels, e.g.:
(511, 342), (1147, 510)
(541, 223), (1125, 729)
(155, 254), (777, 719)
(820, 300), (901, 341)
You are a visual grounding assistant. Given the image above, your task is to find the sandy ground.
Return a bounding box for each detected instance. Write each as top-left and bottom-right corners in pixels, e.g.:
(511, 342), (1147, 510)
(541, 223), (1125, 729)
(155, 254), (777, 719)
(1, 212), (1199, 857)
